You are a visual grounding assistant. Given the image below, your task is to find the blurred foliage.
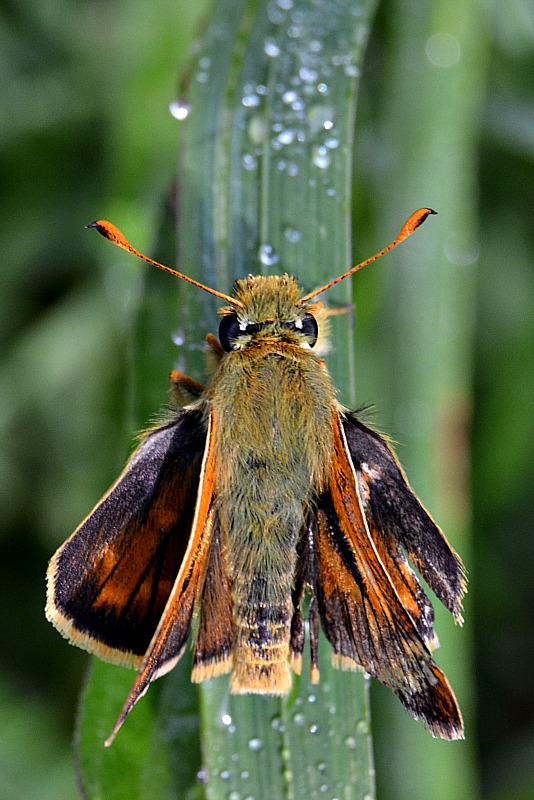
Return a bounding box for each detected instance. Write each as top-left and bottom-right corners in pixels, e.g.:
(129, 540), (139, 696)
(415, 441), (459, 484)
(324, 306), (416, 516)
(0, 0), (533, 799)
(0, 2), (209, 798)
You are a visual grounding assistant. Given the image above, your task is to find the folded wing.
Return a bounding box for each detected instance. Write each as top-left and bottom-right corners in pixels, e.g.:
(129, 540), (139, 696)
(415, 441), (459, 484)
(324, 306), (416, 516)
(307, 410), (464, 740)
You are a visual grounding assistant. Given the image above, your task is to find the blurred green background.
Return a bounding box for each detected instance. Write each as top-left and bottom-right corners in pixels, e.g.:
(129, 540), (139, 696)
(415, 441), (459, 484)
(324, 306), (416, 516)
(1, 1), (533, 799)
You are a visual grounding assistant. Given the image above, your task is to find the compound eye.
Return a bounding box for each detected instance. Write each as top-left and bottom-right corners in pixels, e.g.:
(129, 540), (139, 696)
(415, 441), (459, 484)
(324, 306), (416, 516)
(218, 313), (242, 351)
(301, 313), (318, 347)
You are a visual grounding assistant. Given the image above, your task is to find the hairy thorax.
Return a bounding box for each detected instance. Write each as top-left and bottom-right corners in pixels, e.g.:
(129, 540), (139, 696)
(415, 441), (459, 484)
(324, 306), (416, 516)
(208, 339), (335, 507)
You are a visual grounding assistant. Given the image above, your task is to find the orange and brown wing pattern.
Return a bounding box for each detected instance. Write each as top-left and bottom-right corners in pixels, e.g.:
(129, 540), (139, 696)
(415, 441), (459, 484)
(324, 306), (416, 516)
(341, 413), (466, 625)
(104, 410), (218, 745)
(191, 515), (234, 683)
(310, 411), (464, 740)
(46, 408), (208, 668)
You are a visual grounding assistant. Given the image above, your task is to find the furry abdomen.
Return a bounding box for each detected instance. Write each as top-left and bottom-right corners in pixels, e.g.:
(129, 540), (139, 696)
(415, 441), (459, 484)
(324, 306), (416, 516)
(209, 340), (335, 692)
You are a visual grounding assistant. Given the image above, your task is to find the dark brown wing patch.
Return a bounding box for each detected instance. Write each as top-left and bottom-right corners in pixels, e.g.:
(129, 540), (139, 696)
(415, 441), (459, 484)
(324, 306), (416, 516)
(309, 411), (464, 740)
(191, 515), (234, 682)
(342, 413), (466, 623)
(104, 410), (218, 745)
(46, 408), (207, 666)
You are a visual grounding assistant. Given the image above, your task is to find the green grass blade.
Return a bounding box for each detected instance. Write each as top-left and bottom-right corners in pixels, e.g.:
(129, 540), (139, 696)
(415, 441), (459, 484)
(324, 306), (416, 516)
(179, 2), (378, 799)
(77, 657), (201, 800)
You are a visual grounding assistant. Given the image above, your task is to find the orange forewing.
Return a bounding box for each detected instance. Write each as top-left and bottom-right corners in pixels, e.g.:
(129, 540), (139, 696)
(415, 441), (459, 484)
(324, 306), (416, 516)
(103, 410), (218, 744)
(46, 408), (207, 666)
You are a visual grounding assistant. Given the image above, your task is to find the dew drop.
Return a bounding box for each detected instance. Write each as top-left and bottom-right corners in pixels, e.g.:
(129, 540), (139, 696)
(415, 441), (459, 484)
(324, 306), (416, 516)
(259, 244), (279, 266)
(220, 769), (231, 780)
(268, 4), (284, 24)
(242, 93), (260, 108)
(445, 233), (479, 266)
(344, 64), (360, 78)
(248, 738), (263, 752)
(284, 227), (302, 244)
(264, 38), (281, 58)
(325, 137), (340, 149)
(317, 82), (328, 93)
(308, 105), (335, 136)
(282, 89), (299, 105)
(271, 716), (286, 733)
(312, 146), (331, 170)
(277, 129), (295, 145)
(171, 329), (184, 346)
(425, 32), (461, 68)
(169, 99), (191, 121)
(300, 66), (318, 83)
(356, 719), (369, 734)
(344, 735), (357, 749)
(293, 712), (305, 726)
(308, 694), (317, 703)
(242, 153), (258, 171)
(228, 792), (241, 800)
(240, 770), (250, 780)
(310, 724), (319, 734)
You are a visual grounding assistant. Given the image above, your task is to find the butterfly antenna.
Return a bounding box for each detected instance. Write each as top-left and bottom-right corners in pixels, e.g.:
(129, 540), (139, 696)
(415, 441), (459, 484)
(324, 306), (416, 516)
(87, 220), (242, 307)
(301, 208), (437, 302)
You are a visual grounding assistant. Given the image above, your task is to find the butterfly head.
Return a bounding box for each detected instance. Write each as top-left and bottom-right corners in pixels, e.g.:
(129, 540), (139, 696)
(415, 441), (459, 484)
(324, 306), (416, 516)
(218, 274), (319, 352)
